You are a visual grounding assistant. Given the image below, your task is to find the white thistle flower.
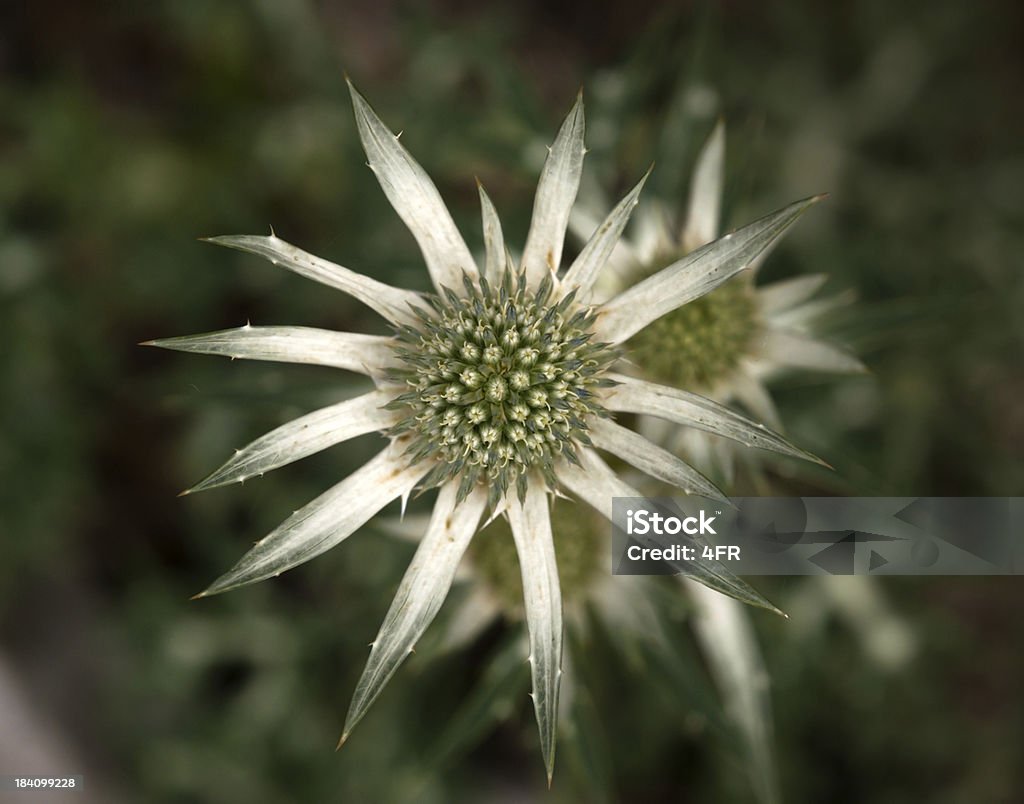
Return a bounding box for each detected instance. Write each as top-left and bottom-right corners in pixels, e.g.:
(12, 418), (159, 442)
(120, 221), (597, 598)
(575, 121), (865, 477)
(145, 81), (824, 783)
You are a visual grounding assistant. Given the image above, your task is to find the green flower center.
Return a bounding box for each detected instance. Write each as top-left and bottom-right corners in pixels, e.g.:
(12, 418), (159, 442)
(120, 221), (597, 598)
(468, 499), (603, 612)
(387, 270), (617, 507)
(628, 260), (760, 389)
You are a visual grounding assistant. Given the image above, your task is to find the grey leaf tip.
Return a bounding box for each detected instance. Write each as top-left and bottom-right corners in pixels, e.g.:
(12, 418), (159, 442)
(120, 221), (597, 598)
(805, 450), (834, 470)
(201, 580), (230, 598)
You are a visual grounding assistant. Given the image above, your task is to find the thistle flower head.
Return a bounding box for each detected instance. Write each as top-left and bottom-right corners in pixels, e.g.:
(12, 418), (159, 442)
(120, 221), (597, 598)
(145, 79), (826, 784)
(576, 120), (864, 446)
(387, 268), (616, 508)
(630, 276), (760, 389)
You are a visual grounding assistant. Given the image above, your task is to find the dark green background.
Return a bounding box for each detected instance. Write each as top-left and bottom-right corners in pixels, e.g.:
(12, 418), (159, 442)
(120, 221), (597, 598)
(1, 1), (1021, 801)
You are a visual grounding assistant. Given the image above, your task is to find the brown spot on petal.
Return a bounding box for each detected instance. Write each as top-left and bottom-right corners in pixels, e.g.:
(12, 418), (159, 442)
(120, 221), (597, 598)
(546, 249), (555, 270)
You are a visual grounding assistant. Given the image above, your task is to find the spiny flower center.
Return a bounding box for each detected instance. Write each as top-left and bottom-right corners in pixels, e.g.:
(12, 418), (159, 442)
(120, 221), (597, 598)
(387, 269), (617, 507)
(628, 250), (760, 389)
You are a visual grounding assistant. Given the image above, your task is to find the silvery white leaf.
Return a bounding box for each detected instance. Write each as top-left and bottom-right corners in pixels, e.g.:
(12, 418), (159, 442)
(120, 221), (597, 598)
(197, 440), (428, 596)
(143, 325), (399, 377)
(507, 481), (563, 785)
(521, 93), (586, 288)
(761, 330), (867, 374)
(686, 579), (780, 804)
(477, 181), (506, 285)
(203, 234), (425, 326)
(682, 120), (725, 252)
(342, 481), (487, 742)
(602, 374), (827, 466)
(729, 367), (782, 430)
(756, 274), (828, 315)
(588, 416), (728, 502)
(347, 79), (478, 293)
(560, 169), (649, 301)
(186, 389), (398, 494)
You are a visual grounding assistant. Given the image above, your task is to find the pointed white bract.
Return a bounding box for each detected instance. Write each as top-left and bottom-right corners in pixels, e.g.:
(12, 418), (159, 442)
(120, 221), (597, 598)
(347, 80), (478, 294)
(761, 330), (867, 374)
(343, 481), (487, 740)
(477, 182), (506, 285)
(186, 390), (399, 494)
(631, 200), (673, 265)
(593, 195), (823, 344)
(729, 369), (783, 430)
(560, 169), (649, 301)
(772, 290), (856, 329)
(143, 326), (399, 377)
(674, 425), (738, 487)
(507, 481), (563, 784)
(602, 374), (827, 466)
(568, 204), (639, 279)
(204, 234), (425, 326)
(198, 441), (428, 596)
(756, 274), (828, 315)
(521, 93), (586, 287)
(686, 580), (779, 804)
(682, 119), (725, 252)
(588, 416), (728, 502)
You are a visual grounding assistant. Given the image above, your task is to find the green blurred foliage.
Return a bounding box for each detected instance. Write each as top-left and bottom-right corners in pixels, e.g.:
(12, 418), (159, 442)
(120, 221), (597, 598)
(1, 1), (1021, 801)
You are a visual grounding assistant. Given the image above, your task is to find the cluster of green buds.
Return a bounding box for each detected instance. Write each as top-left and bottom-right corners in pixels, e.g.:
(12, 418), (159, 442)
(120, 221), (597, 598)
(387, 266), (618, 508)
(629, 272), (760, 389)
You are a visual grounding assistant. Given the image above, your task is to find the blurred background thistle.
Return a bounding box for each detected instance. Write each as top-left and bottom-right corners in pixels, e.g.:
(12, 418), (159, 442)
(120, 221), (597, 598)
(1, 2), (1022, 802)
